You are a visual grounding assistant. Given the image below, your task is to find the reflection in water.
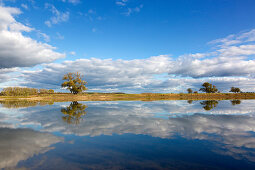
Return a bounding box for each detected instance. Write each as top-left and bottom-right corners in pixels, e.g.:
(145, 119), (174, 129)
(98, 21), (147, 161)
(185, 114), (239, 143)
(200, 100), (219, 110)
(0, 100), (54, 108)
(187, 100), (193, 104)
(1, 100), (255, 169)
(0, 127), (62, 169)
(61, 101), (87, 124)
(231, 100), (241, 105)
(0, 100), (38, 108)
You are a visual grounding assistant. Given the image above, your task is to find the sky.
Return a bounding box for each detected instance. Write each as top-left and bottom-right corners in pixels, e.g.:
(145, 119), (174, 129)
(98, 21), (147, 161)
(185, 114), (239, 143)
(0, 0), (255, 93)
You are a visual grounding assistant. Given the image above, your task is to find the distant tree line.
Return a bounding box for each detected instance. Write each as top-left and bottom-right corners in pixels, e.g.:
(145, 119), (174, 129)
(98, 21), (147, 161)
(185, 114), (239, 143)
(0, 87), (54, 96)
(0, 72), (251, 96)
(187, 82), (243, 94)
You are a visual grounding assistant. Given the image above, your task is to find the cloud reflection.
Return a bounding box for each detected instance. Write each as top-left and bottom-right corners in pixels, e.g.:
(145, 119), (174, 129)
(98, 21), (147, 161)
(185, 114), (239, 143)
(1, 100), (255, 162)
(0, 127), (63, 169)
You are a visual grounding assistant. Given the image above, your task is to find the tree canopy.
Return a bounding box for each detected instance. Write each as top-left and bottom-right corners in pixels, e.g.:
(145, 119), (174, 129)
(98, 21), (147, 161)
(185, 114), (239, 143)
(61, 72), (87, 94)
(187, 88), (193, 93)
(199, 82), (219, 93)
(229, 87), (241, 93)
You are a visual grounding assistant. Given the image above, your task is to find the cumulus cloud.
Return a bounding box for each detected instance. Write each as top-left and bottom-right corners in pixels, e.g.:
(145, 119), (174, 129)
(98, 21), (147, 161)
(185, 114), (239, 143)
(21, 55), (173, 92)
(44, 3), (70, 27)
(168, 29), (255, 79)
(17, 28), (255, 92)
(0, 68), (18, 83)
(1, 5), (255, 93)
(20, 57), (255, 92)
(0, 6), (65, 69)
(0, 127), (62, 169)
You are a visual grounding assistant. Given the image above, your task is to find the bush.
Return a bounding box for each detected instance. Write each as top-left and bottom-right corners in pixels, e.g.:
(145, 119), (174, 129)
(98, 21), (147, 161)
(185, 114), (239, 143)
(1, 87), (38, 96)
(49, 89), (54, 93)
(39, 89), (55, 94)
(39, 89), (49, 94)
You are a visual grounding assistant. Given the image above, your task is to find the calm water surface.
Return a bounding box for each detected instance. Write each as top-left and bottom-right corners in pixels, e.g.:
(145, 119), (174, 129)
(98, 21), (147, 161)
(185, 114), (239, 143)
(1, 100), (255, 169)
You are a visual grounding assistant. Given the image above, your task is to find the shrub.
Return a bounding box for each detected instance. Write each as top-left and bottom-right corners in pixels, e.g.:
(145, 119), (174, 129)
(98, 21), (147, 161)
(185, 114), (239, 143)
(1, 87), (38, 96)
(49, 89), (54, 93)
(39, 89), (49, 94)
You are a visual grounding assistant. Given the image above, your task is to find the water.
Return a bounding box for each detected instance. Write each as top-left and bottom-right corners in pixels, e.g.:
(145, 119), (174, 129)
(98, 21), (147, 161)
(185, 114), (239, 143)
(1, 100), (255, 169)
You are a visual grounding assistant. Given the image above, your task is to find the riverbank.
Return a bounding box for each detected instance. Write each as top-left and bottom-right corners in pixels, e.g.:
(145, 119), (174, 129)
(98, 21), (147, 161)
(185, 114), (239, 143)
(1, 93), (255, 102)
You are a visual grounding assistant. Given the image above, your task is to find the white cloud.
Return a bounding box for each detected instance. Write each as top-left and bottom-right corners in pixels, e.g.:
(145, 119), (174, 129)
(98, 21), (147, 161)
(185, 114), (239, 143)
(116, 0), (143, 16)
(0, 68), (19, 83)
(0, 6), (65, 69)
(37, 31), (50, 42)
(168, 30), (255, 79)
(45, 3), (69, 27)
(21, 3), (28, 10)
(62, 0), (80, 5)
(20, 50), (255, 93)
(21, 55), (173, 92)
(83, 9), (103, 22)
(116, 0), (128, 6)
(209, 29), (255, 47)
(1, 7), (255, 93)
(124, 4), (143, 16)
(69, 51), (76, 55)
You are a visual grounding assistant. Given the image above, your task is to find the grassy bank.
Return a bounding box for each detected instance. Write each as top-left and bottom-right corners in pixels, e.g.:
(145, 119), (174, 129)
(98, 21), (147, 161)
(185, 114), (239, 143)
(1, 93), (255, 102)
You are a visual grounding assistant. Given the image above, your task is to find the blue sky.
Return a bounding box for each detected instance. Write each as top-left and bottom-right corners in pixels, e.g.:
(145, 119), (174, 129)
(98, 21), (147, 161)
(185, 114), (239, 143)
(0, 0), (255, 93)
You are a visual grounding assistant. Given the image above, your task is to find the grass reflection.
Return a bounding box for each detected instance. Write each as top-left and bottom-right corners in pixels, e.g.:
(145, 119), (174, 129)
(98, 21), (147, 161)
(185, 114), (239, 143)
(0, 100), (54, 108)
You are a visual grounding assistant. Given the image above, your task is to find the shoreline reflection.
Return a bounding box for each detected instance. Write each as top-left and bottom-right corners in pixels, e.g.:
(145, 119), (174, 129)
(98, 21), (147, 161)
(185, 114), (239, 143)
(0, 100), (54, 108)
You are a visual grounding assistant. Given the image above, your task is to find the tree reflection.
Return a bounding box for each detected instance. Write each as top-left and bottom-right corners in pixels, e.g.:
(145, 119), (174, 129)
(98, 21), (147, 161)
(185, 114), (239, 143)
(200, 100), (218, 111)
(61, 101), (87, 125)
(231, 100), (241, 106)
(187, 100), (193, 104)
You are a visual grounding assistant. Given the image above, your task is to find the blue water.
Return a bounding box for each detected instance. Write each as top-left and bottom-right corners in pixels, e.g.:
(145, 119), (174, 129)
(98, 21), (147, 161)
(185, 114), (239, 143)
(1, 100), (255, 169)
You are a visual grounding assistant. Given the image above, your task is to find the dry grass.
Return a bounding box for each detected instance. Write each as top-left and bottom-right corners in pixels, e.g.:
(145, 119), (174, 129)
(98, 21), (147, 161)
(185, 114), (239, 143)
(1, 93), (255, 102)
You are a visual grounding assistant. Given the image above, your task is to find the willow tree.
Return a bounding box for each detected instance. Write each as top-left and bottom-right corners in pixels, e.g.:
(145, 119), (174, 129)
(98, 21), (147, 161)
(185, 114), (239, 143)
(61, 72), (87, 94)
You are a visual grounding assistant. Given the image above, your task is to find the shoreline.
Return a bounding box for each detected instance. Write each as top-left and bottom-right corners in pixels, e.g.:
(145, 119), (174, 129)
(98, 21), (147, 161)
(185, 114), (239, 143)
(1, 93), (255, 102)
